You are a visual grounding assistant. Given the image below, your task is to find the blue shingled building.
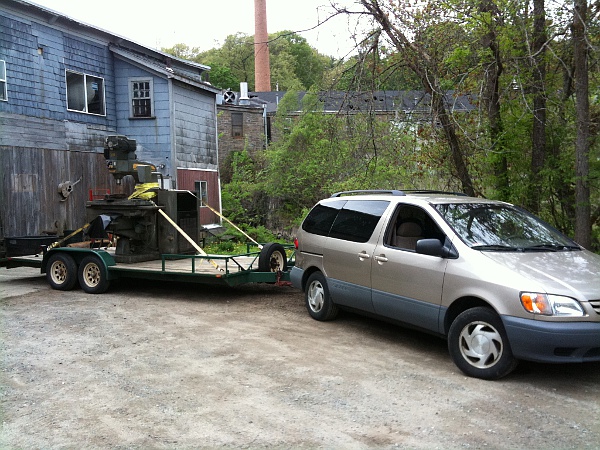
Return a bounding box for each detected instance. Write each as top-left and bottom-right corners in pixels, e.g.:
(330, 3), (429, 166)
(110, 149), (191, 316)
(0, 0), (222, 240)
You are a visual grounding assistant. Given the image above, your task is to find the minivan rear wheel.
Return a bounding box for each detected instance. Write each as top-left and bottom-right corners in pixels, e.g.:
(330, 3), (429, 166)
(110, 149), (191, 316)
(305, 272), (338, 321)
(448, 307), (518, 380)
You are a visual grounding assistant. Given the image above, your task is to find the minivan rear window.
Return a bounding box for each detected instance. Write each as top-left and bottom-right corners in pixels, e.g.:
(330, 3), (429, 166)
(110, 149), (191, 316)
(302, 200), (346, 236)
(329, 200), (390, 243)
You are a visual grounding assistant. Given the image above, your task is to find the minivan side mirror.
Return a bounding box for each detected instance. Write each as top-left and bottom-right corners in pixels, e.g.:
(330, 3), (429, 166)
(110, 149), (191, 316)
(416, 238), (458, 259)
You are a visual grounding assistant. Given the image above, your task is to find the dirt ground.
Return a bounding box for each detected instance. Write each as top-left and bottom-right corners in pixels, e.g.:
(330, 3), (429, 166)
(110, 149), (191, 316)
(1, 267), (599, 449)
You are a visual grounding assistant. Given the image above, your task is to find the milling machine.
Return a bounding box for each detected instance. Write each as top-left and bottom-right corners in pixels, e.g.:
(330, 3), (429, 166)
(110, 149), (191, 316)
(86, 135), (199, 263)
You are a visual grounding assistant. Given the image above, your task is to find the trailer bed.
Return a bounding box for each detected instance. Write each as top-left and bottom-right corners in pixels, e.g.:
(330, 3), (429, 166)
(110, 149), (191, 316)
(1, 245), (292, 289)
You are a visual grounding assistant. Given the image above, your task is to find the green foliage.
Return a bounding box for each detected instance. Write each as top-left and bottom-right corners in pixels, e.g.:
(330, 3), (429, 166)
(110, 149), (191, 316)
(215, 240), (235, 253)
(262, 91), (452, 224)
(204, 64), (240, 90)
(161, 43), (201, 60)
(221, 148), (267, 226)
(166, 31), (333, 91)
(165, 1), (599, 249)
(269, 31), (333, 89)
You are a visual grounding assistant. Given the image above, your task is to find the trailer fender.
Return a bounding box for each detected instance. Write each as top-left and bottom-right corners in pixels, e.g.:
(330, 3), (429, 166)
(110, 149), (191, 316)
(42, 248), (117, 280)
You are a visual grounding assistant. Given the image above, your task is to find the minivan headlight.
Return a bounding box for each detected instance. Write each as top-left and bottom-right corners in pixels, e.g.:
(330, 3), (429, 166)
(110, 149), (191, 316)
(520, 293), (585, 317)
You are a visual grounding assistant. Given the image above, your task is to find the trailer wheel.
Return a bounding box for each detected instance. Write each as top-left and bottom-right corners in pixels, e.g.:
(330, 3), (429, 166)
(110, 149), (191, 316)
(46, 253), (78, 291)
(258, 243), (288, 272)
(78, 255), (110, 294)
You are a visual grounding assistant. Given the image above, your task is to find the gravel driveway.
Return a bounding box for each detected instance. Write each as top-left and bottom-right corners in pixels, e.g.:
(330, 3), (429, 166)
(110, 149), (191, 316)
(1, 267), (599, 449)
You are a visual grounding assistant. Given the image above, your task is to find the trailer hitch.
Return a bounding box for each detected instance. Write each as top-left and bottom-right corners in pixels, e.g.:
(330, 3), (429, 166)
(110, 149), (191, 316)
(275, 270), (292, 287)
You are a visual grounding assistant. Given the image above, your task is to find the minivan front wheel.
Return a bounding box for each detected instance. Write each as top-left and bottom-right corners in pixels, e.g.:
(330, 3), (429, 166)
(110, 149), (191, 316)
(305, 272), (338, 321)
(448, 307), (518, 380)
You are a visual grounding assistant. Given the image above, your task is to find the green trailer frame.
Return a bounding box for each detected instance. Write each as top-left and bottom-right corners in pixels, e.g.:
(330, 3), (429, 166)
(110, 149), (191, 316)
(1, 244), (294, 293)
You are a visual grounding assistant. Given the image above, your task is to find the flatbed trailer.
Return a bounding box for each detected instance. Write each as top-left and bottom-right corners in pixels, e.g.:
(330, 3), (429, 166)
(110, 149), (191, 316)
(1, 243), (293, 293)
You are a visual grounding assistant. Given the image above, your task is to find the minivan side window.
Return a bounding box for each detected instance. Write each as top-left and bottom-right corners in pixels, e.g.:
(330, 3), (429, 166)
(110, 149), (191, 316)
(329, 200), (390, 243)
(302, 200), (346, 236)
(388, 204), (445, 250)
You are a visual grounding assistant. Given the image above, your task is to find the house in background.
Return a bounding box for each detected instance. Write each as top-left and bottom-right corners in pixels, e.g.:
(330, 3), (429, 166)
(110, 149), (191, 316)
(0, 0), (221, 241)
(216, 84), (272, 182)
(216, 88), (475, 180)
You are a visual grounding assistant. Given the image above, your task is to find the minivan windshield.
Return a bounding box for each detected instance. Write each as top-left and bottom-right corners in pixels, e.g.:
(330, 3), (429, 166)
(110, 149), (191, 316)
(434, 203), (580, 252)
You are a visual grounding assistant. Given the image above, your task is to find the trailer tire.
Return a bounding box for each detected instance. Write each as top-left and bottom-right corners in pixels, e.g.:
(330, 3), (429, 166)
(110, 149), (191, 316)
(46, 253), (78, 291)
(78, 255), (110, 294)
(258, 243), (288, 273)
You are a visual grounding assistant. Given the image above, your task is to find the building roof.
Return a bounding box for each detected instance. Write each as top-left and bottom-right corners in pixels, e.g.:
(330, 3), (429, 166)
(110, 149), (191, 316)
(6, 0), (217, 92)
(110, 45), (220, 94)
(218, 89), (476, 115)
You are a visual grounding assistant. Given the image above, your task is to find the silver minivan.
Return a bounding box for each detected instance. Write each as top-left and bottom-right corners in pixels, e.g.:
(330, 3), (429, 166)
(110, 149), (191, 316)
(291, 190), (600, 379)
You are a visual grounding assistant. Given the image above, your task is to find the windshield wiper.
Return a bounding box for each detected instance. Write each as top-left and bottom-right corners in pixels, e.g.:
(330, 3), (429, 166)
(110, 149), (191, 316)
(471, 244), (520, 251)
(524, 244), (581, 252)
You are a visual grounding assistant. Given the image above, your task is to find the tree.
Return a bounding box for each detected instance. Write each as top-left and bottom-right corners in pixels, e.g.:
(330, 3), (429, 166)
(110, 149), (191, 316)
(268, 31), (333, 90)
(354, 0), (476, 196)
(260, 90), (448, 225)
(529, 0), (548, 213)
(203, 64), (240, 90)
(573, 0), (592, 248)
(166, 31), (333, 91)
(326, 0), (597, 247)
(197, 33), (256, 88)
(161, 43), (201, 60)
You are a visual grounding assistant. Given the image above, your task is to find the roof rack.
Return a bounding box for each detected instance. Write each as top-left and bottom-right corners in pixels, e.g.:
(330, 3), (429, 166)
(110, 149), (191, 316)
(401, 190), (467, 196)
(330, 190), (406, 197)
(330, 189), (467, 198)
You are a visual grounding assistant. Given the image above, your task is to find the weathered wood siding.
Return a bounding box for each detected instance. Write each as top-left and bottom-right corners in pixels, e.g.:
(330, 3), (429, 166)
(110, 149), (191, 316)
(0, 8), (118, 237)
(0, 14), (64, 123)
(171, 81), (220, 223)
(173, 81), (218, 170)
(0, 146), (127, 237)
(0, 11), (117, 142)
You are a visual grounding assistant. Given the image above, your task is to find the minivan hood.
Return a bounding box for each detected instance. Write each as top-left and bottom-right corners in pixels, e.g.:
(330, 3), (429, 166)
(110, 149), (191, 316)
(482, 250), (600, 300)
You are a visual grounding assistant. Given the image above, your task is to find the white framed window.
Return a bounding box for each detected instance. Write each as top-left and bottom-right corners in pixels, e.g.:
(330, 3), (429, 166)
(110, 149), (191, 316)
(66, 70), (105, 115)
(195, 180), (208, 207)
(129, 78), (153, 118)
(0, 60), (7, 101)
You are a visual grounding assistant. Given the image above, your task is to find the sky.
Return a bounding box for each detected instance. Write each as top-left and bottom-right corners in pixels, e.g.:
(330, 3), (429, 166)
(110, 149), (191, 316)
(29, 0), (364, 58)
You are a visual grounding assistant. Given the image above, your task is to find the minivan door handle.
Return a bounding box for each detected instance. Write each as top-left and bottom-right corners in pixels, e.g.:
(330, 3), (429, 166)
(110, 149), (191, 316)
(357, 251), (371, 261)
(373, 255), (388, 263)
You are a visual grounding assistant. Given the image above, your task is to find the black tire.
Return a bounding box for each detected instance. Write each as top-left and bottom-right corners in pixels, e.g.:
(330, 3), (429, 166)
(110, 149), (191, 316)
(258, 243), (288, 272)
(305, 272), (338, 321)
(448, 307), (518, 380)
(78, 255), (110, 294)
(46, 253), (78, 291)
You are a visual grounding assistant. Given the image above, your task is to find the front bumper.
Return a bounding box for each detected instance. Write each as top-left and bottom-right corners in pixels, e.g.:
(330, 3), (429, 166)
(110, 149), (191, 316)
(503, 315), (600, 363)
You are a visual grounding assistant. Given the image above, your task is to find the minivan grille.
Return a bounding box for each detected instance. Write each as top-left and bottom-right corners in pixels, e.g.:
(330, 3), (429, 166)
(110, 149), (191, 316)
(589, 300), (600, 315)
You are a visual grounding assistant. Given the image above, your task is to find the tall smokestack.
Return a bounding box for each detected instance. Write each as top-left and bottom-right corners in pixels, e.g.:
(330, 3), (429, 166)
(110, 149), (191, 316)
(254, 0), (271, 92)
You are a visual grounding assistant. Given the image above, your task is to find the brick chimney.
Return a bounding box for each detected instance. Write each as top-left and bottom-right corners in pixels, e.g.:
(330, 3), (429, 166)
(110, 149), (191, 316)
(254, 0), (271, 92)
